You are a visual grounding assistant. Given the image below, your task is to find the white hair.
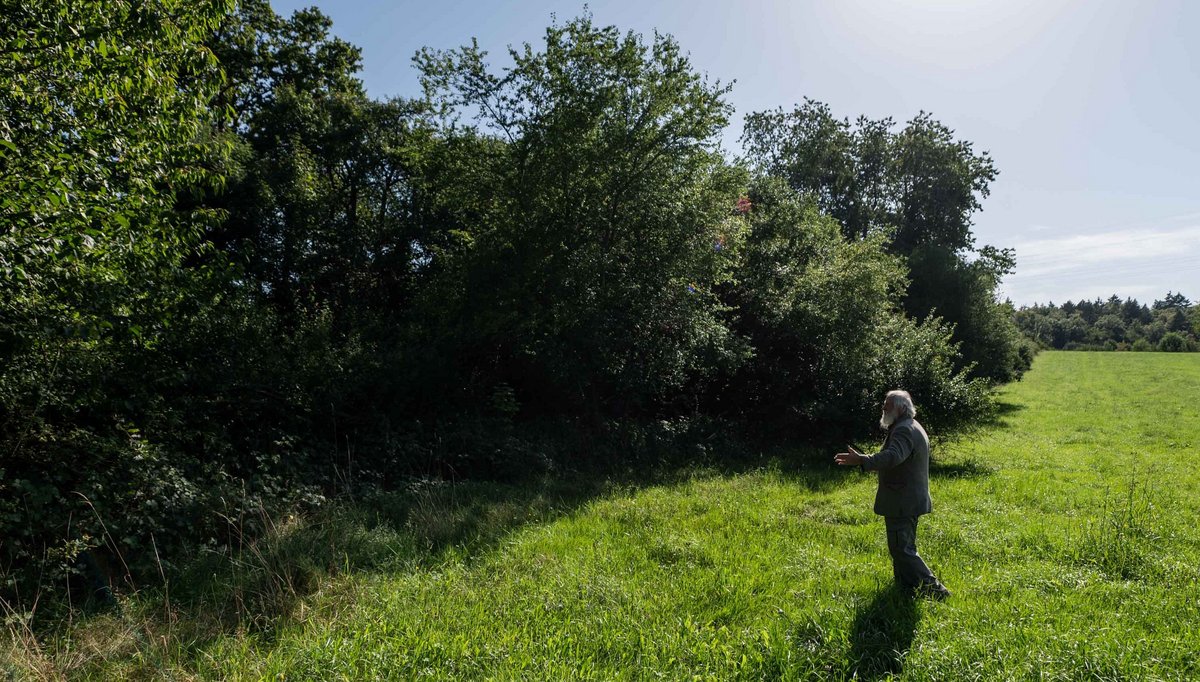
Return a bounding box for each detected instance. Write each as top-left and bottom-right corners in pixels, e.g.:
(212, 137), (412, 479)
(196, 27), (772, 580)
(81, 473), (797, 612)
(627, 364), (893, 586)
(886, 390), (916, 419)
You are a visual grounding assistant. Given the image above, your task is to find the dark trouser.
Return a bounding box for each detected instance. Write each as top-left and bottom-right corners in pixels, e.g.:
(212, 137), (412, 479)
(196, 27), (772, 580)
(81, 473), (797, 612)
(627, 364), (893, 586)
(884, 515), (938, 590)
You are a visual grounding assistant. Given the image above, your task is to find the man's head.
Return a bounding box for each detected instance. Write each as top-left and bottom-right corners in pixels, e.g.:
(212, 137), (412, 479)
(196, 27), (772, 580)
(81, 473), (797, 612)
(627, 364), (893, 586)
(879, 390), (916, 429)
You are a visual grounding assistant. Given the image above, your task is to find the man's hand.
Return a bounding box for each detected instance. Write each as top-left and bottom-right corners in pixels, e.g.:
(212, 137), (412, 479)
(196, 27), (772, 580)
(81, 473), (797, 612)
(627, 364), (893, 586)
(834, 445), (865, 466)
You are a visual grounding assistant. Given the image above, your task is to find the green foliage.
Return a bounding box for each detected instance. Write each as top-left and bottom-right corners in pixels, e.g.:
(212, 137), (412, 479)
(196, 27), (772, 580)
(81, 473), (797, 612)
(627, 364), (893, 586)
(1016, 293), (1197, 351)
(740, 100), (891, 242)
(2, 6), (1003, 619)
(1152, 290), (1191, 310)
(866, 314), (992, 434)
(741, 100), (1024, 384)
(742, 101), (997, 254)
(720, 178), (988, 435)
(1158, 332), (1186, 352)
(1, 0), (234, 609)
(904, 245), (1032, 382)
(889, 112), (998, 253)
(412, 14), (750, 416)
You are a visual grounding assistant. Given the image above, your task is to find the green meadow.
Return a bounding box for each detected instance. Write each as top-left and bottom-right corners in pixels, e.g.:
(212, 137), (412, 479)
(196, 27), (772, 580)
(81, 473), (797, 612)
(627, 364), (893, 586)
(10, 351), (1200, 680)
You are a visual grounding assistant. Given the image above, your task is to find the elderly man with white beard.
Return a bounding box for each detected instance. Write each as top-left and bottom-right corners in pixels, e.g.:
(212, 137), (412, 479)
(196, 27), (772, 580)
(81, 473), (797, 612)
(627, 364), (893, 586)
(834, 390), (951, 599)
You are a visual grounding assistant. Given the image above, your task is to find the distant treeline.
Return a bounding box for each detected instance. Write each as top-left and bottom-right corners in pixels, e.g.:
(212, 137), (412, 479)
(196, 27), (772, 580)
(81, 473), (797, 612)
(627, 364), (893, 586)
(1015, 292), (1199, 351)
(2, 3), (1031, 607)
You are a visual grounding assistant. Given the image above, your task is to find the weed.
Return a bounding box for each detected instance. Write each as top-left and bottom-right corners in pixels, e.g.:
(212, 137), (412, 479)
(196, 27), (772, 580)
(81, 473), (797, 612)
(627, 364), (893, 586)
(1069, 474), (1160, 580)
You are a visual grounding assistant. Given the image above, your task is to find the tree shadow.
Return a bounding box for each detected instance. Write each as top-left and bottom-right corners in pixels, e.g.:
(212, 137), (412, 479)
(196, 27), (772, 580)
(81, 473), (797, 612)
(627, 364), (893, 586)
(982, 399), (1025, 428)
(929, 457), (995, 479)
(133, 456), (858, 644)
(52, 443), (875, 676)
(845, 584), (921, 681)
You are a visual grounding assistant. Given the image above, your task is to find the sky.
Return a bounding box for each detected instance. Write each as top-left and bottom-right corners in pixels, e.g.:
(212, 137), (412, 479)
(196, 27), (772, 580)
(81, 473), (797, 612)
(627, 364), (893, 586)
(270, 0), (1199, 307)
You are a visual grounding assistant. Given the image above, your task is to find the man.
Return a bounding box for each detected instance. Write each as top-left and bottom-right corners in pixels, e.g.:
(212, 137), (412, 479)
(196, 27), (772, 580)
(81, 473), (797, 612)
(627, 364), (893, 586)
(834, 390), (951, 599)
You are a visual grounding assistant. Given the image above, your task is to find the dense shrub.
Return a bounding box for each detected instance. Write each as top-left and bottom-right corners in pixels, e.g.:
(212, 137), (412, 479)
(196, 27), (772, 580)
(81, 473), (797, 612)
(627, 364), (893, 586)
(1159, 332), (1187, 352)
(719, 178), (989, 438)
(1, 0), (234, 609)
(740, 101), (1027, 385)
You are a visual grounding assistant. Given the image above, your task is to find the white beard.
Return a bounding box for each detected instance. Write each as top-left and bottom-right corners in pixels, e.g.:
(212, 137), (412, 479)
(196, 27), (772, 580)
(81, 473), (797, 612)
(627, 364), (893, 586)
(879, 409), (895, 429)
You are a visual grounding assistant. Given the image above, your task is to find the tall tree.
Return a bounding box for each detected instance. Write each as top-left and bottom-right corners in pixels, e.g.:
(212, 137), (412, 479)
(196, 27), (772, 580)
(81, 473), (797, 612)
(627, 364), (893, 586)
(1153, 291), (1191, 310)
(889, 112), (997, 253)
(413, 14), (749, 416)
(201, 2), (437, 327)
(741, 100), (893, 242)
(741, 101), (1025, 383)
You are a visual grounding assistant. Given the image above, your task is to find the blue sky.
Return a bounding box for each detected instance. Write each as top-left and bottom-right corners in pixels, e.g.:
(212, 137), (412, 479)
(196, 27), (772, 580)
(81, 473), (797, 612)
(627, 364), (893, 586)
(270, 0), (1199, 306)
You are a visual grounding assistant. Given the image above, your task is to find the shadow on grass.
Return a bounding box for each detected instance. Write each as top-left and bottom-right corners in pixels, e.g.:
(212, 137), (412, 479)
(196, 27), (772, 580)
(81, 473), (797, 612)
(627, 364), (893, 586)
(86, 456), (848, 652)
(982, 399), (1025, 428)
(929, 457), (996, 479)
(50, 446), (895, 677)
(845, 584), (921, 681)
(162, 474), (622, 637)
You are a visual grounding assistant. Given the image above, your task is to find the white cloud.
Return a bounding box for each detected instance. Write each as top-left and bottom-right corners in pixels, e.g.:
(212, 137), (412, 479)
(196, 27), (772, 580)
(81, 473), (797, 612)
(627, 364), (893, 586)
(1000, 223), (1200, 305)
(1010, 224), (1200, 279)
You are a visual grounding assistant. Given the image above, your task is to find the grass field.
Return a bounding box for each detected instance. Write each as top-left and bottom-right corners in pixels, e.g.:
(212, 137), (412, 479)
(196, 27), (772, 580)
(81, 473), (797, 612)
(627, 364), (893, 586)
(7, 351), (1200, 680)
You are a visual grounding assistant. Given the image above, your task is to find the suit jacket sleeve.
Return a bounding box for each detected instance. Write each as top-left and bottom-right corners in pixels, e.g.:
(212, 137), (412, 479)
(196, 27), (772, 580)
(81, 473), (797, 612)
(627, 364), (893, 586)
(862, 425), (914, 471)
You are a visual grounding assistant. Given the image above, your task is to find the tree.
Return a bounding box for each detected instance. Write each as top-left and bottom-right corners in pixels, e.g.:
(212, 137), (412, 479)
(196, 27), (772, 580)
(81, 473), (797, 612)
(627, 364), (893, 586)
(742, 102), (1022, 382)
(411, 15), (750, 417)
(903, 244), (1031, 380)
(1014, 295), (1196, 352)
(889, 112), (997, 253)
(741, 101), (902, 244)
(1, 0), (233, 604)
(1153, 291), (1191, 310)
(719, 178), (986, 432)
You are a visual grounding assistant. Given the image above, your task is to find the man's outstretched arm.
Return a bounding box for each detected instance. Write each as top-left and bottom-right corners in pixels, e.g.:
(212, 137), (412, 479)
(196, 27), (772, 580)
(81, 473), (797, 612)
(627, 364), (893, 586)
(861, 427), (914, 471)
(834, 429), (915, 470)
(834, 445), (867, 468)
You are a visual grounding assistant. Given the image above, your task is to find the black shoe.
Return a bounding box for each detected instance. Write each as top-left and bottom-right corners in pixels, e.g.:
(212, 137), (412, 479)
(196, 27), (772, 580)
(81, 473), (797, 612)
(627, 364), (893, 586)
(916, 580), (951, 601)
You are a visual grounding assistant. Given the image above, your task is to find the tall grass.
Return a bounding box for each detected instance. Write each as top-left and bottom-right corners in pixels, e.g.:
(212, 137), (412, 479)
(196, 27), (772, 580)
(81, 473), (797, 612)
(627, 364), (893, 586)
(1069, 474), (1159, 580)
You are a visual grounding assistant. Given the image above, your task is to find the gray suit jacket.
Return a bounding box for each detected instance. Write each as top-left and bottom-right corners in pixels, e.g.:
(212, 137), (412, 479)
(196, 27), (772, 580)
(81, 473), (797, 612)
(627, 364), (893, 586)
(861, 417), (932, 518)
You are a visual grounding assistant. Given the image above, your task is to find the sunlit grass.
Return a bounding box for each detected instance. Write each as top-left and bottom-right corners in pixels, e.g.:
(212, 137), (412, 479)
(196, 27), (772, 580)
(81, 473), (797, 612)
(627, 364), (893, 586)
(9, 351), (1200, 680)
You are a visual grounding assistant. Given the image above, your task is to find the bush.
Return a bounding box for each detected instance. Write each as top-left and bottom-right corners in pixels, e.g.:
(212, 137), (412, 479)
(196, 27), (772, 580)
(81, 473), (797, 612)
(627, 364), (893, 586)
(1158, 332), (1187, 352)
(720, 178), (990, 438)
(1132, 339), (1152, 352)
(1016, 337), (1040, 371)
